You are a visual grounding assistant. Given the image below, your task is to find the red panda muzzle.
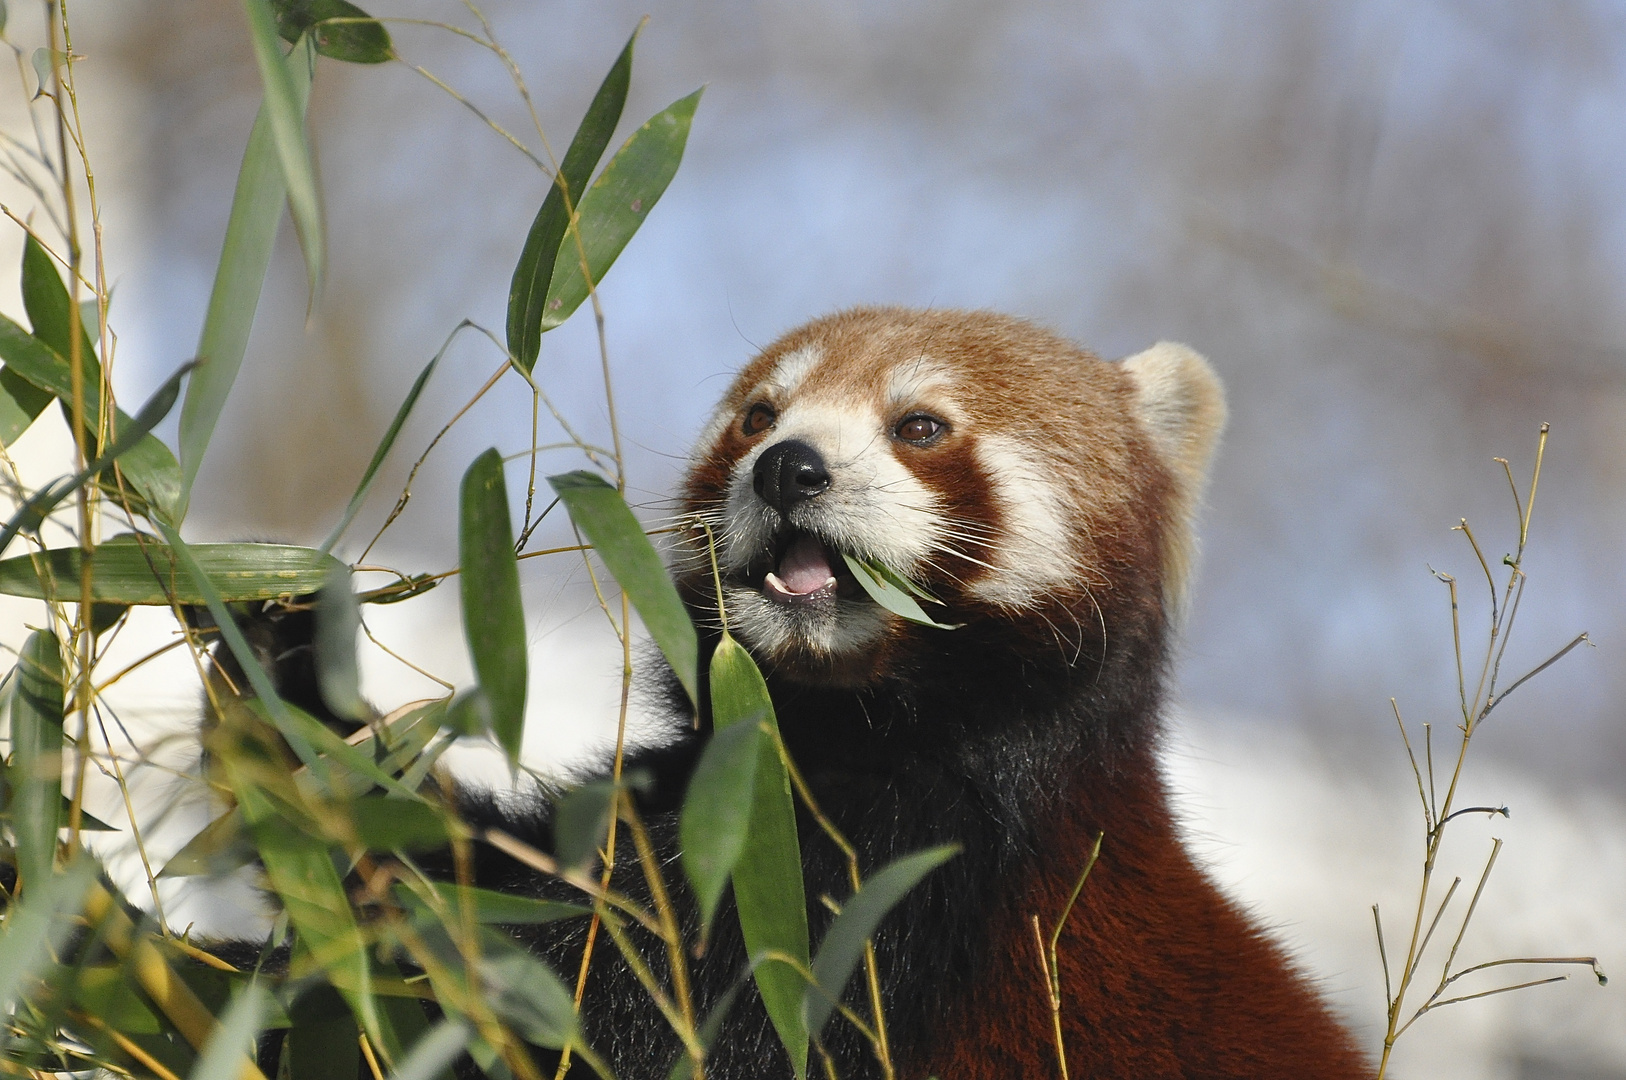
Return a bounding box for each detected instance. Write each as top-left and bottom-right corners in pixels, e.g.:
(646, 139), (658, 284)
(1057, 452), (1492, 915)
(752, 437), (832, 511)
(764, 533), (840, 603)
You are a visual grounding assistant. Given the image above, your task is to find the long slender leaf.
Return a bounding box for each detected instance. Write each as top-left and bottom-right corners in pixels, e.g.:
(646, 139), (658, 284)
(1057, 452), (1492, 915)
(0, 541), (344, 604)
(315, 564), (364, 720)
(0, 858), (96, 1013)
(0, 364), (50, 445)
(385, 1018), (469, 1080)
(0, 237), (75, 446)
(539, 88), (704, 333)
(459, 449), (527, 764)
(320, 347), (441, 553)
(841, 553), (961, 630)
(155, 523), (328, 787)
(506, 23), (639, 372)
(180, 30), (314, 515)
(680, 716), (764, 933)
(282, 1011), (359, 1080)
(185, 979), (268, 1080)
(0, 313), (183, 524)
(158, 806), (252, 879)
(552, 779), (616, 871)
(11, 630), (64, 893)
(229, 771), (381, 1053)
(802, 845), (958, 1039)
(242, 7), (323, 296)
(0, 360), (194, 558)
(270, 0), (391, 63)
(549, 470), (697, 705)
(403, 883), (590, 926)
(162, 700), (443, 878)
(14, 232), (189, 526)
(710, 632), (808, 1076)
(71, 964), (164, 1034)
(21, 232), (94, 365)
(476, 932), (580, 1051)
(347, 796), (449, 852)
(241, 697), (421, 801)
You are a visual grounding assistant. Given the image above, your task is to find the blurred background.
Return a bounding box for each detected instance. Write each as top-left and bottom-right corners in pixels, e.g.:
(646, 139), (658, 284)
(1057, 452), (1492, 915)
(0, 1), (1621, 1076)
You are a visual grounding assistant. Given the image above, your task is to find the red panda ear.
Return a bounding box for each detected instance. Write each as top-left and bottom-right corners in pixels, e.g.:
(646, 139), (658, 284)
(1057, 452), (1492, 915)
(1120, 342), (1228, 619)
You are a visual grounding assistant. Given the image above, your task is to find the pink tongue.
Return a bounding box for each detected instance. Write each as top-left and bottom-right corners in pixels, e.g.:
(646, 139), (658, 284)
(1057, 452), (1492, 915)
(774, 535), (836, 594)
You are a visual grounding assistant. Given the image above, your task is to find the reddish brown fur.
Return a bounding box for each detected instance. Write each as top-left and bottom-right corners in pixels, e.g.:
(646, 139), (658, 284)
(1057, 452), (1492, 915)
(918, 770), (1367, 1078)
(675, 308), (1367, 1076)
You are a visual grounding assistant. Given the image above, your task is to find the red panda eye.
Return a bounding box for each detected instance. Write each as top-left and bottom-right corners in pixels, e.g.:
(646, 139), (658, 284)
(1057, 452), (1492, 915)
(743, 403), (776, 436)
(895, 415), (945, 444)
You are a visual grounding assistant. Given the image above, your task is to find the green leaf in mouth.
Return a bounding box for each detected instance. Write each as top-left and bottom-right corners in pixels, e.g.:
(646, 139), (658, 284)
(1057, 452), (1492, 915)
(839, 552), (962, 630)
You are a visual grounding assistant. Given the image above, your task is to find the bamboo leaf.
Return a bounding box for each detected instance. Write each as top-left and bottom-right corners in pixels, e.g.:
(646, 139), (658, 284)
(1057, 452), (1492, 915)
(315, 564), (364, 720)
(163, 699), (440, 878)
(0, 360), (194, 559)
(242, 697), (420, 801)
(386, 1018), (469, 1080)
(840, 552), (961, 630)
(0, 541), (345, 605)
(269, 0), (391, 63)
(802, 845), (958, 1040)
(549, 470), (697, 705)
(0, 365), (50, 446)
(157, 524), (329, 786)
(71, 964), (164, 1034)
(242, 7), (323, 297)
(11, 630), (64, 894)
(229, 773), (381, 1052)
(57, 796), (116, 830)
(680, 716), (763, 934)
(159, 807), (251, 879)
(552, 779), (616, 872)
(321, 348), (440, 553)
(283, 1012), (360, 1080)
(347, 796), (449, 852)
(186, 979), (269, 1080)
(0, 858), (96, 1014)
(710, 632), (808, 1076)
(6, 234), (84, 446)
(460, 449), (527, 764)
(14, 191), (190, 530)
(28, 47), (57, 100)
(403, 883), (590, 926)
(475, 932), (579, 1051)
(21, 232), (94, 364)
(0, 311), (91, 411)
(539, 87), (703, 333)
(0, 313), (183, 525)
(506, 23), (638, 372)
(180, 28), (314, 515)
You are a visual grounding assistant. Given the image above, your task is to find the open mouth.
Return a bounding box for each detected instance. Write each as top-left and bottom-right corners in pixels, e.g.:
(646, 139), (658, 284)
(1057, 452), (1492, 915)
(754, 530), (859, 606)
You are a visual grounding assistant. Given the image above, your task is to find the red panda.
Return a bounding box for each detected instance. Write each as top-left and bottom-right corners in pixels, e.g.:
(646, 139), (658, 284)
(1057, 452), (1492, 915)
(220, 306), (1367, 1078)
(660, 306), (1368, 1078)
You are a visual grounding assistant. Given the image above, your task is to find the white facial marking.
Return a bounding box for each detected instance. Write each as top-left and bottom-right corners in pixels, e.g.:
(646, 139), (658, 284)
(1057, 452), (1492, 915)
(688, 346), (827, 474)
(717, 393), (944, 661)
(885, 357), (958, 413)
(968, 434), (1080, 609)
(764, 345), (822, 398)
(722, 401), (942, 568)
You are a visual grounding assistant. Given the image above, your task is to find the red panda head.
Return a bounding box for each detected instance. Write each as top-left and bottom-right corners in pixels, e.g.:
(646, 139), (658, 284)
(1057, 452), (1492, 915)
(677, 307), (1225, 690)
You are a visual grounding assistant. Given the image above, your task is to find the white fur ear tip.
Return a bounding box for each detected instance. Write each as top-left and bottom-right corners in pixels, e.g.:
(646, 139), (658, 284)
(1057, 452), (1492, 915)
(1123, 341), (1225, 411)
(1120, 341), (1228, 462)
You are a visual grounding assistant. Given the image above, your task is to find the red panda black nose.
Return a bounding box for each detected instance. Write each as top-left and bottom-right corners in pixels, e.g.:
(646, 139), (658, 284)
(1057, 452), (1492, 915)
(752, 439), (832, 512)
